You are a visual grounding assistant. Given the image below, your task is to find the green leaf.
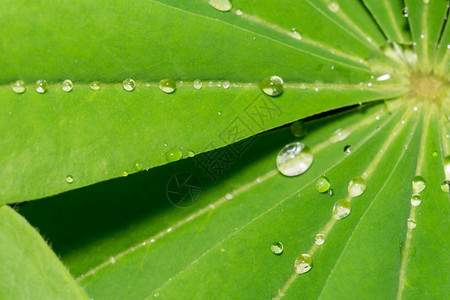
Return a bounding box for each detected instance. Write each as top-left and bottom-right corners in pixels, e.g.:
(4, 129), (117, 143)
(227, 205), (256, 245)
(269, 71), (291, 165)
(0, 0), (408, 204)
(0, 205), (88, 299)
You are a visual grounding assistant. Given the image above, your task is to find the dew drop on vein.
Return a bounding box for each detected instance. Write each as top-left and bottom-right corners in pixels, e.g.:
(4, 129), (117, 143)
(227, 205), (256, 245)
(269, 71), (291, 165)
(407, 218), (417, 229)
(123, 78), (136, 91)
(11, 80), (26, 94)
(259, 76), (284, 97)
(208, 0), (232, 11)
(441, 180), (450, 193)
(276, 142), (313, 176)
(159, 79), (176, 94)
(89, 81), (101, 91)
(329, 128), (351, 143)
(412, 175), (426, 193)
(410, 194), (422, 206)
(294, 254), (312, 274)
(315, 233), (325, 245)
(328, 2), (339, 13)
(348, 176), (366, 197)
(193, 79), (202, 89)
(165, 146), (183, 162)
(271, 242), (283, 255)
(35, 80), (48, 94)
(332, 199), (351, 219)
(315, 176), (331, 193)
(62, 79), (73, 92)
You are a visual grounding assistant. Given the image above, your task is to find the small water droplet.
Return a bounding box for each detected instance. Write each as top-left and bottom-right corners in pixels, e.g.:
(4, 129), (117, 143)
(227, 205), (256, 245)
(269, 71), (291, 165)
(348, 176), (366, 197)
(328, 188), (334, 196)
(271, 242), (283, 255)
(109, 257), (116, 264)
(66, 175), (74, 184)
(440, 180), (450, 192)
(259, 76), (284, 97)
(344, 145), (351, 154)
(328, 2), (339, 12)
(290, 28), (302, 40)
(290, 121), (307, 138)
(165, 146), (183, 162)
(407, 218), (417, 229)
(431, 151), (438, 157)
(443, 155), (450, 176)
(62, 79), (73, 92)
(315, 233), (325, 245)
(402, 7), (409, 18)
(193, 79), (202, 89)
(276, 142), (313, 176)
(153, 292), (160, 298)
(35, 80), (48, 94)
(376, 74), (391, 81)
(208, 0), (231, 11)
(236, 9), (243, 15)
(294, 254), (312, 274)
(332, 199), (351, 219)
(187, 151), (195, 157)
(11, 80), (26, 94)
(330, 128), (351, 143)
(159, 79), (176, 93)
(225, 193), (233, 200)
(412, 175), (426, 193)
(410, 194), (422, 206)
(134, 161), (143, 171)
(123, 78), (136, 91)
(89, 81), (101, 91)
(222, 81), (230, 89)
(315, 176), (331, 193)
(122, 171), (128, 177)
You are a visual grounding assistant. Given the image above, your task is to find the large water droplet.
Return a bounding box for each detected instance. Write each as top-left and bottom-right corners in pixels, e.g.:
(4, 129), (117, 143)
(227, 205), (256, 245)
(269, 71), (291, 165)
(332, 200), (351, 219)
(208, 0), (232, 11)
(290, 121), (307, 138)
(159, 79), (176, 93)
(407, 218), (417, 229)
(35, 80), (48, 94)
(294, 254), (312, 274)
(123, 78), (136, 91)
(440, 180), (450, 193)
(276, 142), (313, 176)
(193, 79), (202, 89)
(315, 176), (331, 193)
(11, 80), (26, 94)
(410, 194), (422, 206)
(271, 242), (283, 255)
(89, 81), (101, 91)
(348, 176), (367, 197)
(165, 146), (183, 162)
(412, 175), (426, 193)
(66, 175), (74, 184)
(328, 2), (340, 12)
(259, 76), (284, 97)
(314, 234), (325, 245)
(62, 79), (73, 92)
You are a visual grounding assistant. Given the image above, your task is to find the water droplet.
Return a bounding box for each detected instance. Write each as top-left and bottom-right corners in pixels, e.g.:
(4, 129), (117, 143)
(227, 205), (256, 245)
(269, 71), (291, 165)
(444, 155), (450, 176)
(294, 254), (312, 274)
(290, 28), (302, 40)
(402, 7), (409, 18)
(35, 80), (48, 94)
(440, 180), (450, 192)
(290, 121), (307, 138)
(314, 233), (325, 245)
(236, 9), (243, 16)
(109, 257), (116, 264)
(89, 81), (101, 91)
(193, 79), (202, 89)
(348, 177), (366, 197)
(223, 81), (230, 89)
(344, 145), (351, 154)
(159, 79), (176, 94)
(407, 218), (417, 229)
(376, 74), (391, 81)
(276, 142), (313, 176)
(330, 128), (351, 143)
(165, 146), (183, 162)
(62, 79), (73, 92)
(208, 0), (231, 11)
(423, 0), (429, 4)
(123, 78), (136, 91)
(315, 176), (331, 193)
(134, 161), (143, 171)
(225, 193), (233, 200)
(432, 151), (438, 157)
(65, 175), (74, 184)
(271, 242), (283, 255)
(410, 194), (422, 206)
(11, 80), (26, 94)
(328, 188), (334, 196)
(122, 171), (128, 177)
(328, 2), (339, 12)
(332, 199), (351, 219)
(187, 151), (195, 158)
(259, 76), (284, 97)
(412, 175), (426, 193)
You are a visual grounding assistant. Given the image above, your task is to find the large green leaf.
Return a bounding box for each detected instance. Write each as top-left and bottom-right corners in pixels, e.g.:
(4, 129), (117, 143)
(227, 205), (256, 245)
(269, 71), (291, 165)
(2, 0), (450, 299)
